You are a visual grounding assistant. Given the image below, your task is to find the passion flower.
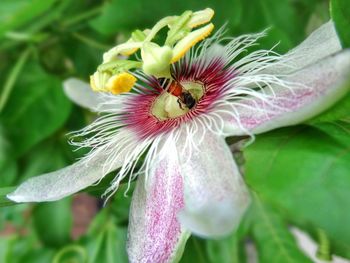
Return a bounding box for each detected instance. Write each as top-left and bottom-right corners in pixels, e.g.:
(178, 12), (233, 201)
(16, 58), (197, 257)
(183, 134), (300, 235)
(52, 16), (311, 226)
(7, 8), (350, 263)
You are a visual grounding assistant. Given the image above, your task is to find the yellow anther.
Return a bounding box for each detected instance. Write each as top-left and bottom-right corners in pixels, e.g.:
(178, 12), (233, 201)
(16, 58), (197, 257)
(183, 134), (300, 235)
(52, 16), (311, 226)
(106, 72), (137, 94)
(171, 23), (214, 63)
(188, 8), (214, 28)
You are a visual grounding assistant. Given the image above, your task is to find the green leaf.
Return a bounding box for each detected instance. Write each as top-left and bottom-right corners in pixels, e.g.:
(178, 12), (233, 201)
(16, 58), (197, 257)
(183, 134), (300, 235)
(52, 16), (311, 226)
(90, 0), (242, 37)
(0, 48), (31, 112)
(82, 210), (128, 263)
(239, 0), (304, 53)
(62, 38), (103, 79)
(0, 61), (72, 157)
(0, 187), (16, 207)
(0, 233), (44, 263)
(331, 0), (350, 48)
(0, 0), (57, 38)
(0, 127), (17, 187)
(110, 183), (134, 225)
(17, 248), (55, 263)
(0, 157), (17, 187)
(206, 234), (241, 263)
(33, 197), (73, 247)
(180, 236), (209, 263)
(245, 124), (350, 258)
(0, 236), (13, 263)
(309, 92), (350, 124)
(258, 0), (301, 46)
(250, 196), (312, 263)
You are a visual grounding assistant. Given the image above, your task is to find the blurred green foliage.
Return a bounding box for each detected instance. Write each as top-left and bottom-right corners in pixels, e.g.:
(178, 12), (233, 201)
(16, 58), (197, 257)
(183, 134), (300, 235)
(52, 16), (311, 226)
(331, 0), (350, 47)
(0, 0), (349, 262)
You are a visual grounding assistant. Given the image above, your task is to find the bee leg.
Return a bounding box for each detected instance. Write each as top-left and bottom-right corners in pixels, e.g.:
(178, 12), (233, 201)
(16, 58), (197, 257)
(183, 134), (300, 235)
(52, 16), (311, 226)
(177, 99), (184, 110)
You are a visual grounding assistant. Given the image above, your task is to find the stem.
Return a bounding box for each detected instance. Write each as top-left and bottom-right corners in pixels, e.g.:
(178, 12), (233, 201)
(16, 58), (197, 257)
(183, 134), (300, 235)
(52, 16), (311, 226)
(0, 48), (32, 113)
(316, 228), (332, 261)
(61, 6), (103, 27)
(53, 245), (87, 263)
(71, 32), (110, 50)
(5, 31), (48, 43)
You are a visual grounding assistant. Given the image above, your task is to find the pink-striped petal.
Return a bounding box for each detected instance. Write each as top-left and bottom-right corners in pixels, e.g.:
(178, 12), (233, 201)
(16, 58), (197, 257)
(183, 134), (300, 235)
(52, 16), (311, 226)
(127, 140), (190, 263)
(224, 50), (350, 136)
(178, 131), (251, 237)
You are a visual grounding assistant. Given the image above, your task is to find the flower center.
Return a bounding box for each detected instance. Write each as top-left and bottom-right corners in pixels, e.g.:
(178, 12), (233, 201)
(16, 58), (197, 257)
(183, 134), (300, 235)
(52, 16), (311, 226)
(151, 81), (204, 120)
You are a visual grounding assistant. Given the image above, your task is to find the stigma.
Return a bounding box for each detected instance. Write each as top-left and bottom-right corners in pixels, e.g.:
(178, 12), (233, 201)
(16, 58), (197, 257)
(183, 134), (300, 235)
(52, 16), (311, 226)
(151, 80), (205, 120)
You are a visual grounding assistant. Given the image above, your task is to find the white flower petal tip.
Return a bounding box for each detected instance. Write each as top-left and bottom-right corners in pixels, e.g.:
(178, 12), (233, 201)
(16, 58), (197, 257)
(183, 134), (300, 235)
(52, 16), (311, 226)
(178, 132), (251, 237)
(224, 50), (350, 136)
(6, 192), (23, 203)
(6, 145), (126, 203)
(63, 78), (106, 111)
(6, 163), (99, 203)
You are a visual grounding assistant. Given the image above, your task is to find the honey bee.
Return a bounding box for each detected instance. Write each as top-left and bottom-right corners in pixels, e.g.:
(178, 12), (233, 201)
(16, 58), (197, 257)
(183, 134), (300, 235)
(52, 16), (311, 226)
(160, 79), (197, 110)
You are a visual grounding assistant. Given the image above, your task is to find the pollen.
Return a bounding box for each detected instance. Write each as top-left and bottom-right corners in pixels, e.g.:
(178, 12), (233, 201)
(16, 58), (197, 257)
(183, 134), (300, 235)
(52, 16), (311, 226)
(106, 72), (137, 95)
(171, 23), (214, 63)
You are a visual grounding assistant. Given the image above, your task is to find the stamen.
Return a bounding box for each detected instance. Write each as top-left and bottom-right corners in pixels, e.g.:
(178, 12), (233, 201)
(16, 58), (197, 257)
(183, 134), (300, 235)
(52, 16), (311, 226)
(187, 8), (214, 28)
(120, 29), (151, 56)
(172, 23), (214, 63)
(106, 72), (137, 94)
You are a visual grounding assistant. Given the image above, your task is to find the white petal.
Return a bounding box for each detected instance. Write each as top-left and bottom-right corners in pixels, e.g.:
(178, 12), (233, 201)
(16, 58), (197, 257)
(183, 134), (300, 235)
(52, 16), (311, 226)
(7, 129), (140, 202)
(7, 147), (120, 202)
(127, 139), (190, 263)
(224, 50), (350, 136)
(264, 21), (342, 75)
(63, 78), (106, 111)
(178, 131), (251, 237)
